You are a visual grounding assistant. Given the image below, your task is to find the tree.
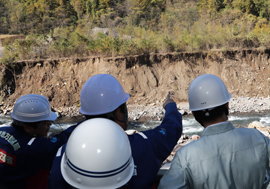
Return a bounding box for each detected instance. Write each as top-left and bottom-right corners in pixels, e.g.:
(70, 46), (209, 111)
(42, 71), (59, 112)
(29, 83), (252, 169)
(197, 0), (225, 18)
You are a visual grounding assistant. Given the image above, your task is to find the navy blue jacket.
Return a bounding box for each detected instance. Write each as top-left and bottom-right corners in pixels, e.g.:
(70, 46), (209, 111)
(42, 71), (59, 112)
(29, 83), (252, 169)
(0, 124), (77, 189)
(49, 103), (182, 189)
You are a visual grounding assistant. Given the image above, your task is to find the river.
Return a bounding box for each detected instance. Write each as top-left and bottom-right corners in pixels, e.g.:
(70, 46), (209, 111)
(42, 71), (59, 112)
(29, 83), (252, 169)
(128, 111), (270, 136)
(1, 111), (270, 137)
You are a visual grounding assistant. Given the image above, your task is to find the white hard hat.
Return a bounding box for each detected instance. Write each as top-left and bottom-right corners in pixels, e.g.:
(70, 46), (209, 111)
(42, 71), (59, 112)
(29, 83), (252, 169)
(188, 74), (231, 111)
(61, 118), (134, 189)
(11, 94), (57, 122)
(80, 74), (129, 115)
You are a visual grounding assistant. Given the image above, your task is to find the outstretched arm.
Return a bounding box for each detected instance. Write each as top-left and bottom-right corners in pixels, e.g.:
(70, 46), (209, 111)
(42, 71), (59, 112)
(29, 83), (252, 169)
(141, 93), (183, 162)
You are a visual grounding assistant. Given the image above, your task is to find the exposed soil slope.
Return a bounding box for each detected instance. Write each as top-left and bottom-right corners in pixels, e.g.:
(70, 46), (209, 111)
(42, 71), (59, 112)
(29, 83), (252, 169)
(1, 50), (270, 110)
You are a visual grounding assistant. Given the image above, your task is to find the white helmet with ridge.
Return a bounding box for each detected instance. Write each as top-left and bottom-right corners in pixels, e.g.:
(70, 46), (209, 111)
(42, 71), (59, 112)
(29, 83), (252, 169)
(188, 74), (231, 111)
(61, 118), (134, 189)
(11, 94), (57, 123)
(80, 74), (129, 115)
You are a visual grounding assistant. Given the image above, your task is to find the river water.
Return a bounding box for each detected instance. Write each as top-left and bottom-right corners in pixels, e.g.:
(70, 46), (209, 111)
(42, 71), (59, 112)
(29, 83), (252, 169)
(128, 111), (270, 136)
(1, 111), (270, 136)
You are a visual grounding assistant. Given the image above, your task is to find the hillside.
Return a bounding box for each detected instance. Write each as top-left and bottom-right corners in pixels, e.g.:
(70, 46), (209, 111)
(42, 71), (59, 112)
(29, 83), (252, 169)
(1, 0), (270, 64)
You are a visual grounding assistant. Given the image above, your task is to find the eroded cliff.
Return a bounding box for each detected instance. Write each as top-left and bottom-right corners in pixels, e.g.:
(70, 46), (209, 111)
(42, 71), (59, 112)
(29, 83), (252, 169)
(1, 49), (270, 110)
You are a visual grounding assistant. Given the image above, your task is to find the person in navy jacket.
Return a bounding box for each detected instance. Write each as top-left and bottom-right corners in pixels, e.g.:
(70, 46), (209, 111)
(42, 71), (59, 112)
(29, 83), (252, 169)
(49, 74), (183, 189)
(0, 94), (77, 189)
(59, 118), (135, 189)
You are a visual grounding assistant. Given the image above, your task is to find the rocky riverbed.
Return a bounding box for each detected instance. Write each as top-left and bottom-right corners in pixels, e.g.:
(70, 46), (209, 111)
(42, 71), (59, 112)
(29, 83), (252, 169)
(1, 96), (270, 120)
(128, 96), (270, 121)
(161, 119), (270, 164)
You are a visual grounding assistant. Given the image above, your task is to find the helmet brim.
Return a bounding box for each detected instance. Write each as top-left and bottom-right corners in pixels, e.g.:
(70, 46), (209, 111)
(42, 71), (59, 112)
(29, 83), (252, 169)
(61, 152), (134, 189)
(47, 111), (58, 121)
(11, 111), (57, 122)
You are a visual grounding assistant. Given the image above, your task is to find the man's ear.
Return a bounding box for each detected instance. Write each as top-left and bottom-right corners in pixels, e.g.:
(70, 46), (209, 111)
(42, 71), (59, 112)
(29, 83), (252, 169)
(113, 107), (127, 130)
(226, 102), (229, 109)
(114, 107), (124, 120)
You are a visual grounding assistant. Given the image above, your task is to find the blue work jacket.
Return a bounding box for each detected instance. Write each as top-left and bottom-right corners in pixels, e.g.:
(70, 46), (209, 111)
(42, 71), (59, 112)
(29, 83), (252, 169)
(49, 102), (183, 189)
(0, 124), (77, 189)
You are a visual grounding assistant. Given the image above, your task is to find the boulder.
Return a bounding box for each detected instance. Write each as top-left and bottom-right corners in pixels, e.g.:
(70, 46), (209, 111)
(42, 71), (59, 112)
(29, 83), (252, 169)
(125, 129), (138, 135)
(248, 121), (270, 137)
(179, 109), (187, 115)
(92, 27), (109, 36)
(248, 121), (267, 129)
(121, 35), (134, 40)
(191, 135), (200, 140)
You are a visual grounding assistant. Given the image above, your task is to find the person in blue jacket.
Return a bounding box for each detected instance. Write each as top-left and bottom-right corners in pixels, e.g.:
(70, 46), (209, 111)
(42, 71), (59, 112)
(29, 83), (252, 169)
(60, 118), (135, 189)
(49, 74), (183, 189)
(0, 94), (78, 189)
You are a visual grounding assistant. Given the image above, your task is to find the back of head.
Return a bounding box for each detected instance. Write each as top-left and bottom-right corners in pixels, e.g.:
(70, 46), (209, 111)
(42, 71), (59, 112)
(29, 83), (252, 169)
(188, 74), (231, 125)
(61, 118), (134, 189)
(80, 74), (129, 116)
(11, 94), (57, 123)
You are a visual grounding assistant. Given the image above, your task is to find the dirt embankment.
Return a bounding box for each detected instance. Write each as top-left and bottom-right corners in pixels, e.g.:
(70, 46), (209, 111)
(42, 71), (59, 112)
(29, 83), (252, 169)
(0, 49), (270, 115)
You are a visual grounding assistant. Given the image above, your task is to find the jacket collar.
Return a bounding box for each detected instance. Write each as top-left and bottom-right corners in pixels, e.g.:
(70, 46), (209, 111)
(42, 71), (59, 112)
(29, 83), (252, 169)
(201, 121), (235, 136)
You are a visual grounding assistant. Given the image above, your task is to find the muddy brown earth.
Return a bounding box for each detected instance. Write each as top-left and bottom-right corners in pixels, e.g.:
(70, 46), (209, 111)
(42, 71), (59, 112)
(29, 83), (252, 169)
(1, 50), (270, 119)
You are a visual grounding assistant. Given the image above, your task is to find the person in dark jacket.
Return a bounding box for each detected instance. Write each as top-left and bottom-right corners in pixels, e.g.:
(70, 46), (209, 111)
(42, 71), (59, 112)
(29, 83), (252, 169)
(59, 118), (134, 189)
(49, 74), (183, 189)
(0, 94), (77, 189)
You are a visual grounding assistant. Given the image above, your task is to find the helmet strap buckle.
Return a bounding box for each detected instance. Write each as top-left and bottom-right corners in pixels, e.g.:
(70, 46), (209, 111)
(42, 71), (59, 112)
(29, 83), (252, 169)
(202, 108), (213, 117)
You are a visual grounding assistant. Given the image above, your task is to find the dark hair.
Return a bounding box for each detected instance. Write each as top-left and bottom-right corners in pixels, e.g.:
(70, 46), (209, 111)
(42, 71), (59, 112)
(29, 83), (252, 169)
(193, 104), (228, 126)
(84, 103), (127, 121)
(11, 120), (39, 133)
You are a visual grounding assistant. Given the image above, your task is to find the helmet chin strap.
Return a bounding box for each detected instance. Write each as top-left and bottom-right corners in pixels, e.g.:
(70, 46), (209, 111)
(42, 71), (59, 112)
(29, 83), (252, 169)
(117, 103), (128, 129)
(30, 122), (43, 137)
(105, 104), (128, 130)
(12, 120), (25, 127)
(114, 117), (128, 130)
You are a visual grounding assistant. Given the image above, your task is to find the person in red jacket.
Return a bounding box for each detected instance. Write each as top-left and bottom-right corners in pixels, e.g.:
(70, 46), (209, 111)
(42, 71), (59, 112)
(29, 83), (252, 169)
(0, 94), (77, 189)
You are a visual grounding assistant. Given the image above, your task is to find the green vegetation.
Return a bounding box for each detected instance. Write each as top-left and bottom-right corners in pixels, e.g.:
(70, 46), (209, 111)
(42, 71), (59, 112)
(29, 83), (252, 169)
(1, 0), (270, 63)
